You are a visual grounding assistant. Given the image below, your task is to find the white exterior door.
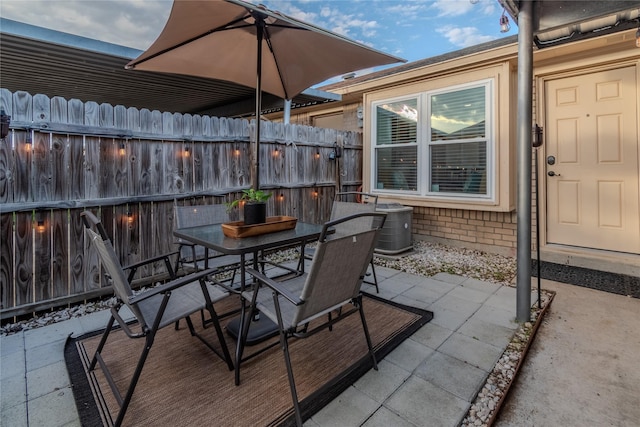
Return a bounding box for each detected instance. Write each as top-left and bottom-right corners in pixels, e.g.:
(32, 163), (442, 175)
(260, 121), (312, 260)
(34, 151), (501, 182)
(545, 66), (640, 254)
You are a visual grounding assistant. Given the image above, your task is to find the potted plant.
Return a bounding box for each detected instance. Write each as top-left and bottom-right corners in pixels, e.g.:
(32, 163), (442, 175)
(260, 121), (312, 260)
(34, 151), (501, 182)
(227, 188), (272, 225)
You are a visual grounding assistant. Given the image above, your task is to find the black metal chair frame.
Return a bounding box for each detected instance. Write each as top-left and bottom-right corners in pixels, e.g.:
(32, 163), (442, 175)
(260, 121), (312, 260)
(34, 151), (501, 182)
(81, 211), (234, 427)
(335, 192), (380, 293)
(298, 191), (381, 293)
(237, 212), (386, 426)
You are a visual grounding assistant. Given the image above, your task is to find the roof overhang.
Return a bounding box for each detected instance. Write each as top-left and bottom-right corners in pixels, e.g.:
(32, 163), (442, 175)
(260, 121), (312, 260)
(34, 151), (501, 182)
(0, 18), (340, 117)
(498, 0), (640, 48)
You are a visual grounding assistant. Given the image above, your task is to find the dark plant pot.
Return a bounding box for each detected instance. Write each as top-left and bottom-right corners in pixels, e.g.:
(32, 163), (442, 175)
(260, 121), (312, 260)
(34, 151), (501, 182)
(243, 202), (267, 225)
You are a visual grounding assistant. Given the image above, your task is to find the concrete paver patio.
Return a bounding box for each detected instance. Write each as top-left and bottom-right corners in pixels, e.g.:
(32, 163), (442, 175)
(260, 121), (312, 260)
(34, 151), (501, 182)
(495, 280), (640, 427)
(0, 268), (558, 426)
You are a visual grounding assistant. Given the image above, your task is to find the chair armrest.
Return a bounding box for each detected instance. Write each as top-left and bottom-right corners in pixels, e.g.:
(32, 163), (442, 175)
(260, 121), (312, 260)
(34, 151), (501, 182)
(245, 268), (303, 306)
(176, 241), (198, 250)
(123, 250), (179, 282)
(123, 250), (178, 271)
(128, 267), (219, 304)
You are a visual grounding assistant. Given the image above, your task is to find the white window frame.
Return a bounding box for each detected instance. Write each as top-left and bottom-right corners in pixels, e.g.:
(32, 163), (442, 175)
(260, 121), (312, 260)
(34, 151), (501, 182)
(370, 78), (495, 202)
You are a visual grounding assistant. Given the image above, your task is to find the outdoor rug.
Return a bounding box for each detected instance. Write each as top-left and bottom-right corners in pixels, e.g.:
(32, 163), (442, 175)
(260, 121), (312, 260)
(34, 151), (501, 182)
(65, 293), (433, 426)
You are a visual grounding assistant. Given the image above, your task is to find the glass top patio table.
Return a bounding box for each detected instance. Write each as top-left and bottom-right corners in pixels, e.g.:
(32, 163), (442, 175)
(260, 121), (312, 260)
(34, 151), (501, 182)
(173, 220), (324, 257)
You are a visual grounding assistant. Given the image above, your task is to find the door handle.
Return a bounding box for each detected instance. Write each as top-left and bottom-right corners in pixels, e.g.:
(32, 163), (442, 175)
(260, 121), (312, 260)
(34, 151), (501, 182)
(547, 171), (560, 177)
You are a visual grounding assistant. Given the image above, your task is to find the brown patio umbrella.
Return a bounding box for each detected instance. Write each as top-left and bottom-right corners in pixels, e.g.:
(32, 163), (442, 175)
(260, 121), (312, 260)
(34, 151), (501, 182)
(126, 0), (405, 189)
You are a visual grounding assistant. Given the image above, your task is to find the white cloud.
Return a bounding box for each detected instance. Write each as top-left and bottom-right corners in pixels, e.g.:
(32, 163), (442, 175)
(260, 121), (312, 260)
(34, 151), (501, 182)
(431, 0), (497, 17)
(385, 2), (430, 19)
(308, 6), (380, 41)
(320, 7), (331, 18)
(432, 0), (475, 17)
(279, 5), (318, 24)
(436, 25), (495, 48)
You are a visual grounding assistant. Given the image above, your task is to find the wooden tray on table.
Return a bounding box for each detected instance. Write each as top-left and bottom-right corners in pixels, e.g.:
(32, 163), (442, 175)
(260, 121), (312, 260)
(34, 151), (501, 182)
(221, 216), (297, 238)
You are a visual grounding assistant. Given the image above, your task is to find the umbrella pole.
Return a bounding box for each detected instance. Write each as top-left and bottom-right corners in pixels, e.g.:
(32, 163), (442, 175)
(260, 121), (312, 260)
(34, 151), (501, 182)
(254, 24), (263, 191)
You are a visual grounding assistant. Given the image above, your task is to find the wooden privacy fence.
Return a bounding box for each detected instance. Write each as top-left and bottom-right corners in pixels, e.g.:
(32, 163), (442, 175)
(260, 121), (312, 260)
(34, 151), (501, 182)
(0, 89), (365, 319)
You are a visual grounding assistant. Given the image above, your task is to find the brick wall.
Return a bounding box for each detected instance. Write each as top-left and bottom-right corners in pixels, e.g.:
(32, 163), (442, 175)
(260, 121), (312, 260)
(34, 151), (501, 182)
(412, 207), (518, 257)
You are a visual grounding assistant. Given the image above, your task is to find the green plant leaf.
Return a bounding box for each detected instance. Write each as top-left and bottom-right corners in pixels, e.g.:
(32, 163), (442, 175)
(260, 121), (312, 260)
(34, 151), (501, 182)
(225, 188), (272, 211)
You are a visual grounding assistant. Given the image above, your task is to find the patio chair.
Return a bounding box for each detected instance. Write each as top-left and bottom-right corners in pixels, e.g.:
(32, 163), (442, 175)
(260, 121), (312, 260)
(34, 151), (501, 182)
(81, 211), (234, 427)
(299, 191), (381, 292)
(238, 212), (387, 426)
(174, 202), (246, 328)
(174, 202), (242, 278)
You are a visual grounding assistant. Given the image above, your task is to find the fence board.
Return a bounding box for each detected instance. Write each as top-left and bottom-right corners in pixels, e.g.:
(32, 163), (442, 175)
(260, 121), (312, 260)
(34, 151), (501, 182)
(115, 204), (136, 274)
(69, 135), (84, 200)
(229, 142), (246, 188)
(127, 107), (140, 132)
(128, 204), (141, 273)
(85, 102), (99, 127)
(180, 141), (193, 193)
(32, 131), (51, 202)
(114, 138), (128, 197)
(193, 141), (204, 192)
(294, 146), (306, 184)
(15, 130), (30, 202)
(0, 213), (13, 309)
(150, 110), (162, 134)
(137, 139), (152, 195)
(164, 142), (180, 194)
(13, 91), (33, 122)
(150, 141), (163, 195)
(163, 112), (174, 135)
(213, 144), (223, 190)
(0, 131), (13, 203)
(85, 136), (100, 200)
(34, 210), (51, 302)
(140, 109), (152, 133)
(33, 93), (50, 124)
(52, 209), (69, 298)
(0, 88), (12, 116)
(51, 96), (67, 123)
(83, 207), (102, 292)
(114, 105), (126, 129)
(191, 114), (202, 138)
(156, 200), (174, 267)
(223, 142), (236, 188)
(99, 138), (115, 197)
(69, 209), (85, 295)
(138, 202), (153, 279)
(127, 139), (138, 196)
(99, 103), (114, 128)
(52, 134), (67, 200)
(68, 98), (84, 125)
(14, 211), (33, 307)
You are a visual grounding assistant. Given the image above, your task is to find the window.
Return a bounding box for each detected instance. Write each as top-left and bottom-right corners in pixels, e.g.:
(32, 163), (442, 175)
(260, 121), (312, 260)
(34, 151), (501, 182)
(372, 80), (492, 200)
(374, 99), (418, 191)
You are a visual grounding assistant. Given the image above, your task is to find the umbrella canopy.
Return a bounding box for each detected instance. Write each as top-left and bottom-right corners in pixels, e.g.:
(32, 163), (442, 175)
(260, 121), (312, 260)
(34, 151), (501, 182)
(126, 0), (405, 189)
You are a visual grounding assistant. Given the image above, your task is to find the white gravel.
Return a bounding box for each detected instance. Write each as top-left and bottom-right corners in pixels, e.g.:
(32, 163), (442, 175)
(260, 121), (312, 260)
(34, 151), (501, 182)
(376, 240), (517, 285)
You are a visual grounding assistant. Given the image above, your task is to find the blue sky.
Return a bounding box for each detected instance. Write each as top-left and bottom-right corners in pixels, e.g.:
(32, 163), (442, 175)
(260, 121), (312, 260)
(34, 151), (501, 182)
(1, 0), (517, 74)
